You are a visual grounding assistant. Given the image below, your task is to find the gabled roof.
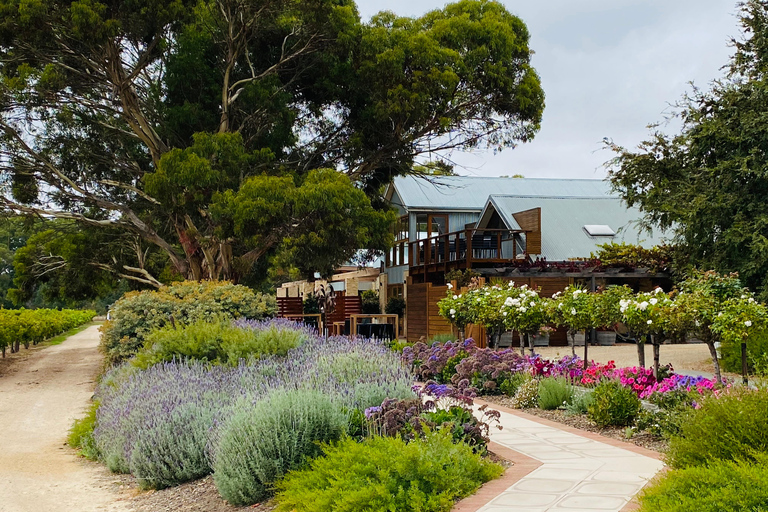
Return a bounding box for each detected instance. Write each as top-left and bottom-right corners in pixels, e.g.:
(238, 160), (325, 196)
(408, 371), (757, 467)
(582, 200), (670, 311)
(479, 195), (667, 261)
(387, 175), (613, 211)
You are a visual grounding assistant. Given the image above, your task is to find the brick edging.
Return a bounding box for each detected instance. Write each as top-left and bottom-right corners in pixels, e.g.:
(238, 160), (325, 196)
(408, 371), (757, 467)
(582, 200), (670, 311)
(474, 398), (664, 461)
(451, 441), (542, 512)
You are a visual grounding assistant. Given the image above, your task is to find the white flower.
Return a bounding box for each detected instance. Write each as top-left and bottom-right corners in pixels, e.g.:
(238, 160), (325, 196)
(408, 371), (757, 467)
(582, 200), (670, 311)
(520, 307), (527, 313)
(511, 298), (521, 306)
(449, 309), (456, 315)
(647, 320), (653, 325)
(447, 283), (453, 289)
(718, 312), (723, 317)
(654, 287), (664, 294)
(749, 297), (756, 303)
(453, 295), (458, 300)
(649, 298), (658, 305)
(530, 302), (536, 307)
(477, 298), (482, 303)
(504, 297), (514, 307)
(745, 320), (753, 327)
(638, 301), (649, 311)
(451, 314), (455, 318)
(558, 303), (563, 309)
(571, 308), (577, 315)
(552, 292), (561, 299)
(503, 311), (508, 316)
(741, 295), (747, 299)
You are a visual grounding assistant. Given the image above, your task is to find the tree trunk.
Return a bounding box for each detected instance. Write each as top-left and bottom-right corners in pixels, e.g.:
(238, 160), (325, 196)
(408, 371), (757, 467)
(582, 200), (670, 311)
(458, 328), (465, 343)
(636, 334), (646, 368)
(583, 336), (589, 370)
(527, 333), (535, 355)
(519, 331), (525, 355)
(705, 337), (723, 385)
(569, 331), (576, 356)
(652, 335), (660, 379)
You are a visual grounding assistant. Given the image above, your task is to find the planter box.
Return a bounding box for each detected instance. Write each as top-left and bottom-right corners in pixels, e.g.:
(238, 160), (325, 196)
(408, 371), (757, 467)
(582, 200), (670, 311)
(596, 330), (616, 346)
(533, 333), (550, 347)
(572, 331), (586, 346)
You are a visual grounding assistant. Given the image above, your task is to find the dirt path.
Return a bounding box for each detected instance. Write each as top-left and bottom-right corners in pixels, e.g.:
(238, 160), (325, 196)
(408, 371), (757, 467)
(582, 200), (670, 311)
(0, 325), (130, 512)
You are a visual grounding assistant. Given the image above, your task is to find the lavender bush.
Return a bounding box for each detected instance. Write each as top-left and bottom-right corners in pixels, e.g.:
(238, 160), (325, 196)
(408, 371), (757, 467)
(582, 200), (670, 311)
(213, 389), (347, 505)
(94, 334), (414, 490)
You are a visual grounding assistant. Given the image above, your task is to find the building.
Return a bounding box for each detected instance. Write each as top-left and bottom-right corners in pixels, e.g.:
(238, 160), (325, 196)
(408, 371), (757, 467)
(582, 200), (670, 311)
(382, 175), (669, 342)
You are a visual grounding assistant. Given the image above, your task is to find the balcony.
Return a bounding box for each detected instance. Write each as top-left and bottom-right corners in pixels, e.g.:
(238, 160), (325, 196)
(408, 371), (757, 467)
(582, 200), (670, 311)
(408, 228), (526, 281)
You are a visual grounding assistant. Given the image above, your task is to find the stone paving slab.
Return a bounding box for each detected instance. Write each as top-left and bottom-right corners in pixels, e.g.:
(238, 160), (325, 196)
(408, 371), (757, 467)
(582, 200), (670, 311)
(460, 401), (665, 512)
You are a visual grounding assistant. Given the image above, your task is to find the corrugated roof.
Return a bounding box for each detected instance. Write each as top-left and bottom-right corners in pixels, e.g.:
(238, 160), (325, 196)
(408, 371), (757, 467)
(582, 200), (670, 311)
(483, 195), (667, 261)
(390, 175), (613, 211)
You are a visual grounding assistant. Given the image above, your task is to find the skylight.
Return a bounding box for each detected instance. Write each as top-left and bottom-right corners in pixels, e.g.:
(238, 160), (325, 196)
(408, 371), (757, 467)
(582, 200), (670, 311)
(583, 225), (616, 237)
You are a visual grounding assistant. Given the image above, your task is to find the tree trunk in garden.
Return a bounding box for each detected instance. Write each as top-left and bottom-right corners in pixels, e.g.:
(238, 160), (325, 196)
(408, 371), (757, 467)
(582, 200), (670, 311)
(569, 331), (576, 356)
(458, 328), (465, 343)
(652, 335), (660, 379)
(583, 335), (589, 370)
(704, 335), (724, 385)
(636, 334), (646, 368)
(519, 332), (525, 355)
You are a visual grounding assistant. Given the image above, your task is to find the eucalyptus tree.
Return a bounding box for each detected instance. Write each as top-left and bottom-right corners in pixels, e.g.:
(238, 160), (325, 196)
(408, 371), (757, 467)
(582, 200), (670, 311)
(0, 0), (544, 285)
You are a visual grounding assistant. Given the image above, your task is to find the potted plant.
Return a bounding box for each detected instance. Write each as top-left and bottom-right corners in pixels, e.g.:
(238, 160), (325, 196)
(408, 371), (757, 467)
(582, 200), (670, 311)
(533, 325), (554, 347)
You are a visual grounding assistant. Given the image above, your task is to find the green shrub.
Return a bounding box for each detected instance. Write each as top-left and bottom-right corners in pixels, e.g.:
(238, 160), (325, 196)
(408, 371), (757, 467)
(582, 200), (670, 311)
(275, 430), (503, 512)
(384, 296), (406, 317)
(67, 401), (100, 460)
(635, 406), (690, 439)
(131, 319), (308, 369)
(213, 389), (347, 506)
(360, 290), (381, 314)
(129, 402), (214, 489)
(537, 377), (575, 410)
(666, 387), (768, 469)
(637, 458), (768, 512)
(721, 326), (768, 374)
(0, 308), (94, 354)
(500, 372), (531, 397)
(565, 390), (594, 415)
(510, 378), (539, 408)
(100, 280), (276, 365)
(428, 333), (455, 344)
(587, 380), (641, 427)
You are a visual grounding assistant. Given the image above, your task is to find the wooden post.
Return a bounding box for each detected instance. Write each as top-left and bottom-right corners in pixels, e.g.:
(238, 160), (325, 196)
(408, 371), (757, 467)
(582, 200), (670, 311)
(653, 336), (660, 379)
(466, 229), (473, 268)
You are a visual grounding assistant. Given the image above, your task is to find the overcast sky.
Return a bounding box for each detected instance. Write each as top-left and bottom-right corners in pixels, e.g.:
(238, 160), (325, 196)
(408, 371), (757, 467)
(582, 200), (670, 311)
(355, 0), (739, 179)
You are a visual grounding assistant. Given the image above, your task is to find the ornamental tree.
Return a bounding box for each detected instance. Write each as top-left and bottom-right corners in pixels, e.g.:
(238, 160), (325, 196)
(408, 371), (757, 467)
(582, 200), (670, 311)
(551, 285), (592, 355)
(674, 270), (746, 383)
(619, 288), (675, 377)
(437, 284), (477, 340)
(499, 282), (548, 355)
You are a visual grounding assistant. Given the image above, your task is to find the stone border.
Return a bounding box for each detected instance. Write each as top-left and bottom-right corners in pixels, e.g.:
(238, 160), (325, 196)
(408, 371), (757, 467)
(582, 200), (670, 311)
(474, 398), (664, 460)
(451, 441), (542, 512)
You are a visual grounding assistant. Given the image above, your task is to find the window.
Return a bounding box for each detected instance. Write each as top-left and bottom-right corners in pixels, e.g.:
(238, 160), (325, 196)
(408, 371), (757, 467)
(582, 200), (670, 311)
(415, 214), (449, 239)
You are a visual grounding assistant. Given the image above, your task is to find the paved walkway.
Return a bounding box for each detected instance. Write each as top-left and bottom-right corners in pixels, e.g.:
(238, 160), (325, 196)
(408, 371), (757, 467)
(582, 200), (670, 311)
(467, 403), (665, 512)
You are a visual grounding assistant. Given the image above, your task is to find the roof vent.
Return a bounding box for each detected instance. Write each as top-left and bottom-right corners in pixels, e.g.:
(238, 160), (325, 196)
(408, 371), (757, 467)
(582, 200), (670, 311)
(583, 225), (615, 237)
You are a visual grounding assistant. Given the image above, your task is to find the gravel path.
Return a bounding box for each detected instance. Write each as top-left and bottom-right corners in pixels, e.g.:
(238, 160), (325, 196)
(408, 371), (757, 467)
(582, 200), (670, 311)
(535, 342), (716, 373)
(0, 325), (130, 512)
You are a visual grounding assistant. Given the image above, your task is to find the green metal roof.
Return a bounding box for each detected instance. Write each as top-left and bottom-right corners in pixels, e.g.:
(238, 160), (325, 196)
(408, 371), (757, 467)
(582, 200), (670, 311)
(388, 175), (614, 211)
(481, 195), (668, 261)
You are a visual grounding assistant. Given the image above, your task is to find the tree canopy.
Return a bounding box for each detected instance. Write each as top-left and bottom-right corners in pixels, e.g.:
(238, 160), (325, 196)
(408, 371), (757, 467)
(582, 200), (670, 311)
(0, 0), (544, 285)
(607, 0), (768, 299)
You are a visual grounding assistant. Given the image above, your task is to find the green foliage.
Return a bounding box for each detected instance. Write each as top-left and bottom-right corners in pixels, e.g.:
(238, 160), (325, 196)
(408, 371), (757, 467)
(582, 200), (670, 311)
(591, 243), (674, 273)
(444, 269), (480, 289)
(637, 458), (768, 512)
(565, 390), (594, 415)
(721, 327), (768, 374)
(384, 295), (406, 317)
(500, 372), (531, 397)
(303, 293), (320, 314)
(99, 281), (276, 365)
(666, 387), (768, 469)
(274, 431), (504, 512)
(67, 401), (100, 460)
(635, 407), (688, 439)
(360, 290), (381, 314)
(537, 377), (575, 410)
(607, 1), (768, 300)
(587, 380), (641, 427)
(213, 389), (347, 506)
(131, 320), (308, 369)
(510, 378), (539, 408)
(0, 308), (95, 354)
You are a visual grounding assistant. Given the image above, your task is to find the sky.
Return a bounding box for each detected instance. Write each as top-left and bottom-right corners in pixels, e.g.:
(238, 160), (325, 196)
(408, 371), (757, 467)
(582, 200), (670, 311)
(355, 0), (739, 179)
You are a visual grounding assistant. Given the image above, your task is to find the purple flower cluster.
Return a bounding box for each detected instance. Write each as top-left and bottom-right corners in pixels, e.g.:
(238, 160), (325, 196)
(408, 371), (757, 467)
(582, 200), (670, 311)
(402, 338), (477, 382)
(94, 330), (415, 485)
(639, 374), (718, 400)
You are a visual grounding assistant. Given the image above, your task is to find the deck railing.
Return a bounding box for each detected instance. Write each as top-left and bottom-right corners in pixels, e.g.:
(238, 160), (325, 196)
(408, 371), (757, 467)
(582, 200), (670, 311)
(408, 228), (525, 272)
